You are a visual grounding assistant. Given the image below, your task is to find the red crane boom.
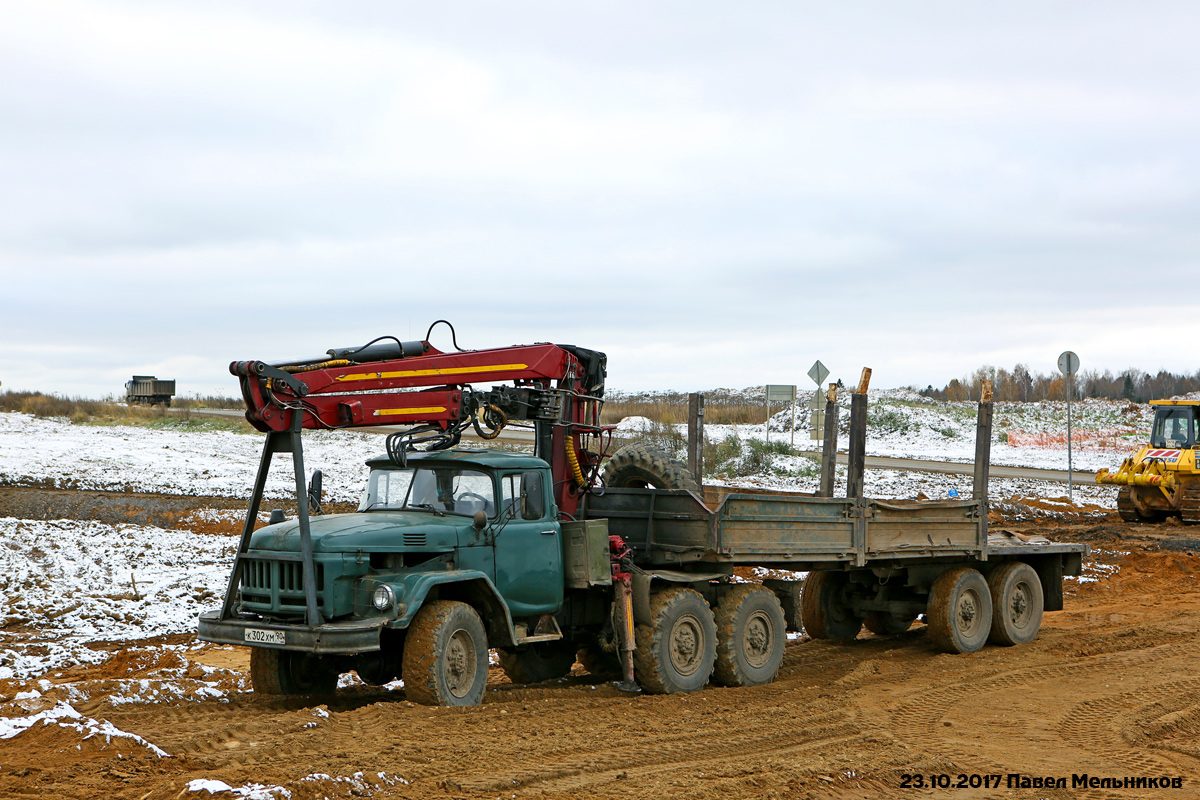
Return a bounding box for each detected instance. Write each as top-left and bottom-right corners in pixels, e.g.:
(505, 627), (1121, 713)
(229, 328), (611, 516)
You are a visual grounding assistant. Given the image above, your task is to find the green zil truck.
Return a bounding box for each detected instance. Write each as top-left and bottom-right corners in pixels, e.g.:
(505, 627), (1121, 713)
(198, 331), (1086, 705)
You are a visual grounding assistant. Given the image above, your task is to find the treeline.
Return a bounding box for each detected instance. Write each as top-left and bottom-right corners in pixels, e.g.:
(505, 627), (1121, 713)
(915, 366), (1200, 403)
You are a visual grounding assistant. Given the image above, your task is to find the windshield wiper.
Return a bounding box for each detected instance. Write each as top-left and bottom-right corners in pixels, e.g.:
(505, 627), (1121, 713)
(408, 503), (446, 517)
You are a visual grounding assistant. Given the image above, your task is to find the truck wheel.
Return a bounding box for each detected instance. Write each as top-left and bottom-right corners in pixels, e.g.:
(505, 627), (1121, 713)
(634, 587), (716, 694)
(602, 442), (701, 493)
(402, 600), (489, 706)
(712, 585), (786, 687)
(926, 568), (992, 654)
(250, 648), (338, 695)
(863, 610), (917, 636)
(498, 641), (577, 684)
(986, 562), (1043, 646)
(800, 571), (862, 641)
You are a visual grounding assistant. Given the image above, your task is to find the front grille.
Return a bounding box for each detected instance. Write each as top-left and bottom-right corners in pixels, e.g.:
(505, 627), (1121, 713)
(238, 558), (325, 613)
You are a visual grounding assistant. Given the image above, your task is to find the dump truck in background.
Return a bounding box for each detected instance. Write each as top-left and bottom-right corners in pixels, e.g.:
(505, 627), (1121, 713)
(1097, 399), (1200, 522)
(197, 324), (1087, 705)
(124, 376), (176, 407)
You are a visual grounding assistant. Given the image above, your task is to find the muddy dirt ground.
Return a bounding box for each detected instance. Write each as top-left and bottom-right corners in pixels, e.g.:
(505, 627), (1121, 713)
(3, 495), (1200, 799)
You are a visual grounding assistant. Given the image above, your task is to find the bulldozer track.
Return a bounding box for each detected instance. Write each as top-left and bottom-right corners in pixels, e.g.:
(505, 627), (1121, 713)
(1117, 487), (1140, 522)
(1180, 483), (1200, 524)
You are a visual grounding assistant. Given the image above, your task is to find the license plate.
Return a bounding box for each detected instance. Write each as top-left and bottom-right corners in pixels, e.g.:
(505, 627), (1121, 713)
(244, 628), (285, 645)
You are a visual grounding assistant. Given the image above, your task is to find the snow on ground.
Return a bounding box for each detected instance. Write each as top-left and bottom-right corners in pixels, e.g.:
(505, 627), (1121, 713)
(0, 517), (234, 680)
(0, 398), (1135, 509)
(728, 388), (1146, 473)
(0, 412), (382, 502)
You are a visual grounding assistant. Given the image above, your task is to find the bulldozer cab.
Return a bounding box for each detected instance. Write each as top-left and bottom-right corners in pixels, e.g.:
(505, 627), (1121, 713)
(1151, 406), (1196, 449)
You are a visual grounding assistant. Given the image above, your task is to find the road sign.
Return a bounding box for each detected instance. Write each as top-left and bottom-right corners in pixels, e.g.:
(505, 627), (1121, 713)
(808, 360), (829, 387)
(810, 410), (824, 439)
(765, 385), (796, 402)
(809, 393), (823, 410)
(1057, 351), (1080, 502)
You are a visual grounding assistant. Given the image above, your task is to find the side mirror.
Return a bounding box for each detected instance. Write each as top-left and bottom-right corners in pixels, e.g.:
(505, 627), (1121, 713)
(307, 470), (324, 515)
(473, 510), (487, 531)
(521, 470), (545, 520)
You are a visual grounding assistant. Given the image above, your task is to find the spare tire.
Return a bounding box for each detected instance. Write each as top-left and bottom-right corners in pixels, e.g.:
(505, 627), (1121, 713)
(602, 442), (701, 493)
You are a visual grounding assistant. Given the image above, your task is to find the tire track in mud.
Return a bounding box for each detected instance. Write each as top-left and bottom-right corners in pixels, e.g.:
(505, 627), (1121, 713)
(451, 708), (861, 792)
(1057, 677), (1200, 774)
(888, 641), (1200, 775)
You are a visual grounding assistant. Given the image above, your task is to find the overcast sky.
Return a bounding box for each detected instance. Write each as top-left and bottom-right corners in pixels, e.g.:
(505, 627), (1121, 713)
(3, 1), (1199, 398)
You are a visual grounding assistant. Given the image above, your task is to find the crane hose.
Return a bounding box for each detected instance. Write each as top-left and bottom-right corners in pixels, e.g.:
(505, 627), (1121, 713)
(565, 435), (587, 489)
(281, 360), (351, 374)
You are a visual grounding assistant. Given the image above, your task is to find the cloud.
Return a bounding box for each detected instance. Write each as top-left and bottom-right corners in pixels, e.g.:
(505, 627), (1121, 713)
(1, 1), (1199, 398)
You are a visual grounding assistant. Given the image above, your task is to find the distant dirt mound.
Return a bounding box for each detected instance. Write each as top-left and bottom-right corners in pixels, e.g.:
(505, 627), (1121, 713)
(1006, 428), (1132, 449)
(992, 494), (1113, 521)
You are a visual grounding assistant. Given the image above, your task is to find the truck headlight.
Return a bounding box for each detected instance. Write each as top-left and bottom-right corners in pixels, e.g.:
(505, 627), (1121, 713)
(372, 584), (395, 611)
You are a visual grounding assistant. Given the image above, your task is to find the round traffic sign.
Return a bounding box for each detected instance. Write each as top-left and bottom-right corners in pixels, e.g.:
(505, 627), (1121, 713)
(1057, 351), (1079, 376)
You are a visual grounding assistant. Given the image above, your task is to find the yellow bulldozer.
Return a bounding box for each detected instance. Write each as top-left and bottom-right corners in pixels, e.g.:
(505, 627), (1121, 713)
(1097, 399), (1200, 522)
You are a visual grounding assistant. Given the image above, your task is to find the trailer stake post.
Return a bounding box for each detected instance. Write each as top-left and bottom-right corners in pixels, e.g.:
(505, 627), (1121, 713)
(973, 380), (994, 552)
(819, 383), (839, 497)
(846, 369), (871, 501)
(687, 393), (704, 483)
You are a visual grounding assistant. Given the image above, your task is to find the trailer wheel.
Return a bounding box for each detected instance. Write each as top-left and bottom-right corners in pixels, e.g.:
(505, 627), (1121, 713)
(402, 600), (489, 706)
(800, 571), (862, 642)
(986, 562), (1043, 646)
(713, 585), (786, 687)
(250, 648), (338, 695)
(926, 568), (992, 654)
(498, 641), (577, 684)
(634, 587), (716, 694)
(863, 610), (918, 636)
(602, 442), (701, 493)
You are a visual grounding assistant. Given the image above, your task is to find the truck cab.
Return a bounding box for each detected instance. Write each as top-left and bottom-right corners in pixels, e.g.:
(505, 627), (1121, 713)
(198, 448), (576, 704)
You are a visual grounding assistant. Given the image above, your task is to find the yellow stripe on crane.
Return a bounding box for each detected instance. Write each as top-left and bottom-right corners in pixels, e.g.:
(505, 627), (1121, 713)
(373, 407), (448, 417)
(336, 364), (530, 382)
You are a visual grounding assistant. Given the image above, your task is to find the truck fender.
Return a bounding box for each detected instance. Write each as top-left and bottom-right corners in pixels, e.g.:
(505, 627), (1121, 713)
(391, 570), (520, 648)
(631, 569), (729, 625)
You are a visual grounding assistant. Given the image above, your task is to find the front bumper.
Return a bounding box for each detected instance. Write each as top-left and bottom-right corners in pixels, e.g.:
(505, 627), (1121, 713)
(197, 610), (386, 654)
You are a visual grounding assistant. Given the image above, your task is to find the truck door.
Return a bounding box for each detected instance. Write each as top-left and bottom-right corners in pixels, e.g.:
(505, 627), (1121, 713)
(492, 471), (563, 616)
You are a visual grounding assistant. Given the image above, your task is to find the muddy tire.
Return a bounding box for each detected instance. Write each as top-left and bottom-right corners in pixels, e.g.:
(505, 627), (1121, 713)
(800, 571), (862, 642)
(498, 641), (577, 684)
(986, 562), (1043, 646)
(863, 610), (917, 636)
(634, 587), (716, 694)
(712, 585), (786, 687)
(402, 600), (489, 706)
(250, 648), (338, 695)
(926, 568), (992, 654)
(602, 442), (700, 493)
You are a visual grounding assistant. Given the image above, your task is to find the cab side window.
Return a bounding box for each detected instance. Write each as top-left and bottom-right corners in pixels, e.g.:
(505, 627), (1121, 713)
(501, 473), (523, 518)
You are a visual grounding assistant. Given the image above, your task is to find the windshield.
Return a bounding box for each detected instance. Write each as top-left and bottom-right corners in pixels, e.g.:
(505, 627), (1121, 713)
(1151, 407), (1195, 449)
(358, 466), (496, 517)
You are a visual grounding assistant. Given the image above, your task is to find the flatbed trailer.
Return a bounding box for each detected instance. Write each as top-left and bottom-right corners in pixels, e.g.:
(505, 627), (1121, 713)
(585, 486), (1085, 655)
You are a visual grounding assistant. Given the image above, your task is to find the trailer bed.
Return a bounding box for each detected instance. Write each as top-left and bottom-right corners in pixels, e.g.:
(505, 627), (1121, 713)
(583, 487), (1087, 569)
